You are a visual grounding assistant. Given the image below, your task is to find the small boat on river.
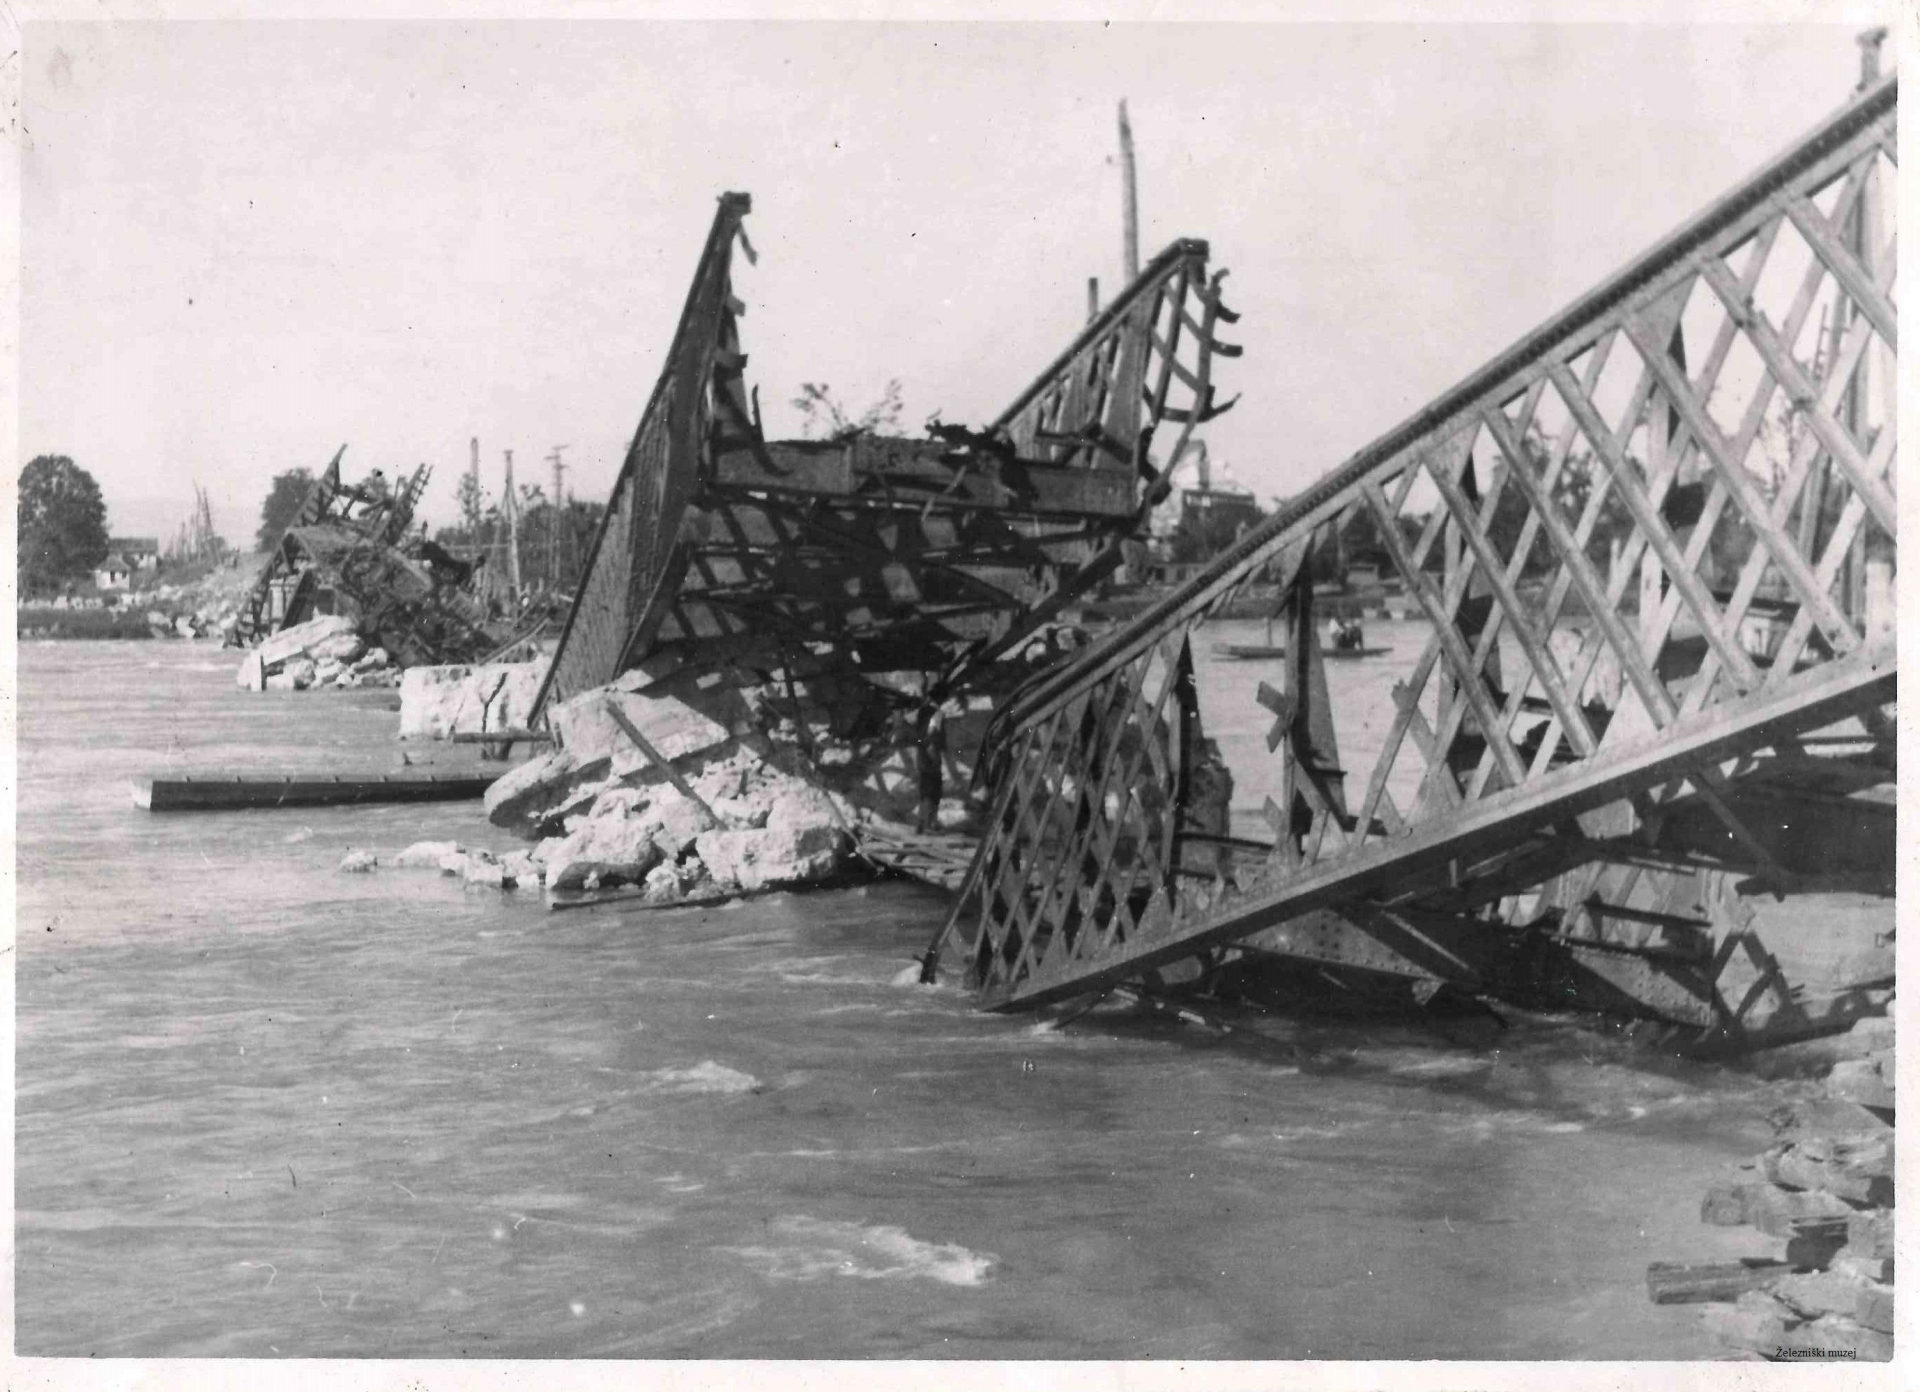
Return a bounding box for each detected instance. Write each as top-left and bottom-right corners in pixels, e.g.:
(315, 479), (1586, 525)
(1213, 642), (1390, 661)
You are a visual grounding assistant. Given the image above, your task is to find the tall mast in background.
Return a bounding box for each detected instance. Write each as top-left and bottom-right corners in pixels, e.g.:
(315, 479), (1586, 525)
(1118, 100), (1140, 282)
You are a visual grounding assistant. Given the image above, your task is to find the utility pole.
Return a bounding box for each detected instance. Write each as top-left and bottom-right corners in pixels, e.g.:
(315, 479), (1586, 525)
(466, 436), (482, 541)
(1118, 99), (1140, 283)
(503, 448), (523, 600)
(548, 445), (570, 587)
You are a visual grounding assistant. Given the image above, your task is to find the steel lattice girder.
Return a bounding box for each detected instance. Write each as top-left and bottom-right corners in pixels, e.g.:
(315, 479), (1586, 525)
(532, 196), (1239, 727)
(937, 75), (1898, 1013)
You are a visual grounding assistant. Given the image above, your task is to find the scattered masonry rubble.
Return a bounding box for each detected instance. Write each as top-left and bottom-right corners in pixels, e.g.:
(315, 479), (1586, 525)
(234, 614), (402, 691)
(1648, 1009), (1894, 1361)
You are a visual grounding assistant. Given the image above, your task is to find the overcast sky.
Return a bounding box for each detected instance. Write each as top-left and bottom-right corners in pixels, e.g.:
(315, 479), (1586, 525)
(20, 18), (1881, 547)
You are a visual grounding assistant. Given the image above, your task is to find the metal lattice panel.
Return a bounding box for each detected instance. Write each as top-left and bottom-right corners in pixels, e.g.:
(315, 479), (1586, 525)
(936, 75), (1897, 1014)
(531, 193), (755, 720)
(534, 200), (1240, 725)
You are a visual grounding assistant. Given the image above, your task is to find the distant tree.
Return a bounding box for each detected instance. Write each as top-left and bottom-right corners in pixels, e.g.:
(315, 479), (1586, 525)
(791, 379), (905, 440)
(256, 468), (316, 552)
(454, 470), (486, 534)
(18, 455), (109, 595)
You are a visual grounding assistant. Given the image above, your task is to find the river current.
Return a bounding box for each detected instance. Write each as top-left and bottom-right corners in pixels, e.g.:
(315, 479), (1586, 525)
(16, 633), (1786, 1358)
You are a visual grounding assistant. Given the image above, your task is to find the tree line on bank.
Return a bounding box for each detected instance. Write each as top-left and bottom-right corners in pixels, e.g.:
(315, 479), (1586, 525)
(18, 456), (111, 597)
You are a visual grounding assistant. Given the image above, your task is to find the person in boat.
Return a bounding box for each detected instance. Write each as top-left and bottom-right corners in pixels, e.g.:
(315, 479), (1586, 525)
(1326, 616), (1365, 652)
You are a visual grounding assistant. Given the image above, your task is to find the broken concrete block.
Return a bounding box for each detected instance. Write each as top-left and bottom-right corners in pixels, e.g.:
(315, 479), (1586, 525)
(1828, 1057), (1893, 1109)
(1845, 1209), (1892, 1261)
(1738, 1181), (1856, 1237)
(1798, 1313), (1891, 1361)
(1763, 1139), (1893, 1205)
(256, 614), (358, 668)
(694, 815), (846, 894)
(399, 660), (548, 740)
(1700, 1183), (1749, 1226)
(1773, 1268), (1869, 1320)
(1830, 1252), (1892, 1284)
(338, 849), (378, 873)
(707, 794), (769, 829)
(498, 849), (541, 889)
(309, 630), (365, 665)
(484, 750), (613, 834)
(646, 789), (716, 859)
(391, 840), (462, 869)
(544, 813), (666, 893)
(236, 650), (266, 691)
(643, 861), (687, 904)
(1855, 1280), (1893, 1334)
(550, 683), (733, 770)
(463, 857), (507, 889)
(1701, 1290), (1802, 1355)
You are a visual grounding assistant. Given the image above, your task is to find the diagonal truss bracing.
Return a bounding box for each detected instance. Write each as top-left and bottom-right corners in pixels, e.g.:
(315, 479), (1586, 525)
(934, 75), (1898, 1014)
(532, 197), (1239, 729)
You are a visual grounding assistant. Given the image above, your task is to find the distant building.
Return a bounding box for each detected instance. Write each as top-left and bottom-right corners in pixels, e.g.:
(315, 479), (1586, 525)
(109, 537), (161, 570)
(94, 554), (136, 590)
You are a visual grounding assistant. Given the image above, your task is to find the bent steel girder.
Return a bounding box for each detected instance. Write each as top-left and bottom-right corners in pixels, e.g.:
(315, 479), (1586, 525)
(531, 192), (755, 720)
(534, 199), (1238, 727)
(935, 75), (1897, 1013)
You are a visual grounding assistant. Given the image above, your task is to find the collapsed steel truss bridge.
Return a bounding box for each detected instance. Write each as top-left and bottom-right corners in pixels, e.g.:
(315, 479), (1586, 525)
(531, 194), (1240, 736)
(928, 75), (1897, 1040)
(237, 452), (504, 666)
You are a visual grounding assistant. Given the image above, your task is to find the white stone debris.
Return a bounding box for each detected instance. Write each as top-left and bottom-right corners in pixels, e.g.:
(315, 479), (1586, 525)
(236, 614), (402, 693)
(398, 660), (549, 741)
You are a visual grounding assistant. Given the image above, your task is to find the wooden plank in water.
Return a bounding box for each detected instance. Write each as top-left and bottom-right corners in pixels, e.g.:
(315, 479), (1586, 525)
(135, 770), (497, 811)
(1646, 1260), (1792, 1305)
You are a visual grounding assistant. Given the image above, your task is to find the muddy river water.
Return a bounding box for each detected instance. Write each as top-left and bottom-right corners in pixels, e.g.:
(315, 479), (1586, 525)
(16, 634), (1787, 1358)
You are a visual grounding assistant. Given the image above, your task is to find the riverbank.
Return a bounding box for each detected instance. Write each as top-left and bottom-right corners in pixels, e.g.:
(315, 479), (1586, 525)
(18, 551), (265, 640)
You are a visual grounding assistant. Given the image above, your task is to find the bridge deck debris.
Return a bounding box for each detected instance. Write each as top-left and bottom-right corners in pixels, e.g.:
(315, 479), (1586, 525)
(236, 451), (508, 667)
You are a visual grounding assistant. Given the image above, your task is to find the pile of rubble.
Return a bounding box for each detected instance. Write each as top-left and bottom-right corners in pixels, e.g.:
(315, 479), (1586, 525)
(234, 614), (402, 692)
(506, 672), (858, 900)
(141, 609), (226, 641)
(343, 665), (966, 905)
(1647, 1010), (1895, 1361)
(341, 747), (849, 903)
